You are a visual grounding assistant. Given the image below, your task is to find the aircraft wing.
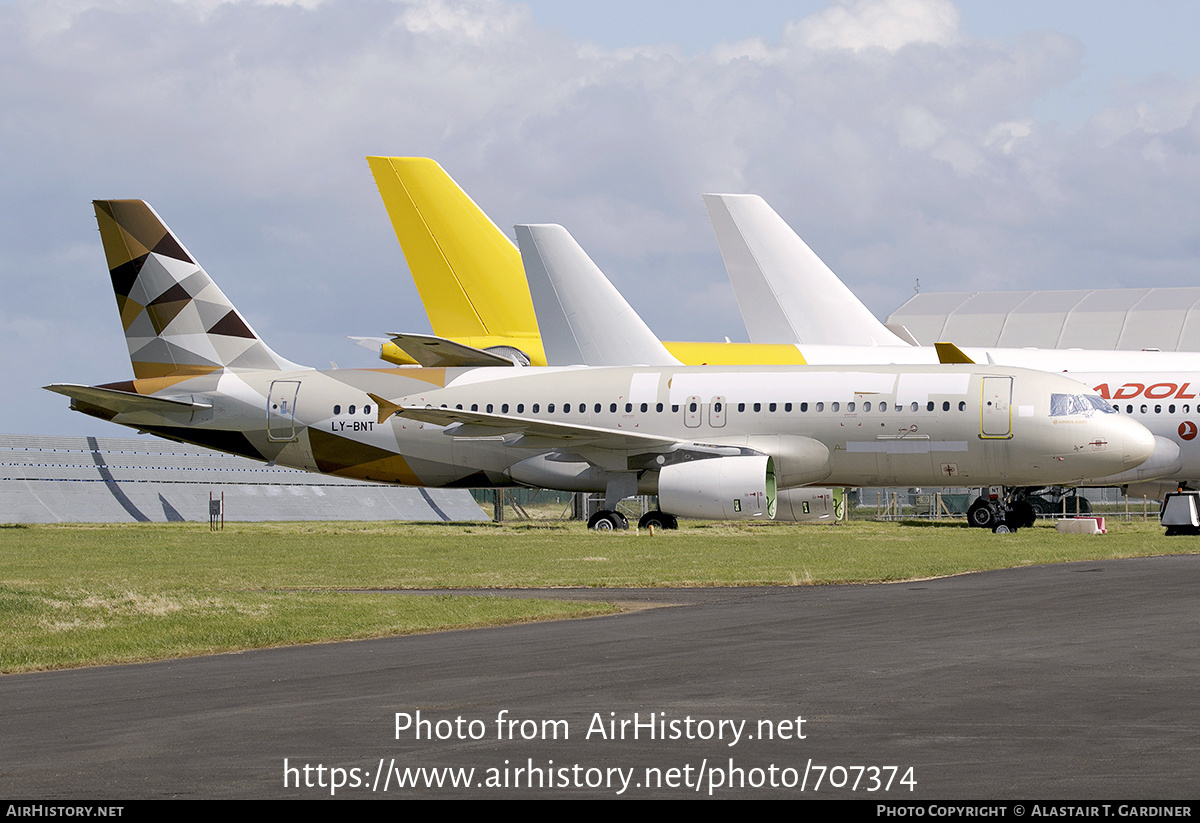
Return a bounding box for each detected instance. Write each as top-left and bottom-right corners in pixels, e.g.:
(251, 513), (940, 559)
(388, 404), (680, 449)
(44, 384), (212, 415)
(390, 405), (769, 474)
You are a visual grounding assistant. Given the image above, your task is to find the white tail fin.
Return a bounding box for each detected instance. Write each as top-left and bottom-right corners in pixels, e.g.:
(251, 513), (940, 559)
(703, 194), (910, 347)
(514, 224), (680, 367)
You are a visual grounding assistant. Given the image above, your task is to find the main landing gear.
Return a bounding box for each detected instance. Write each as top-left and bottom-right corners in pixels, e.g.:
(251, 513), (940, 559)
(586, 509), (681, 531)
(966, 491), (1036, 533)
(637, 511), (679, 531)
(587, 510), (629, 530)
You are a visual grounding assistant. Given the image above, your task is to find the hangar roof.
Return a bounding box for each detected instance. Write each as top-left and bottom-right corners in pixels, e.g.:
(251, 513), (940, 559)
(886, 288), (1200, 351)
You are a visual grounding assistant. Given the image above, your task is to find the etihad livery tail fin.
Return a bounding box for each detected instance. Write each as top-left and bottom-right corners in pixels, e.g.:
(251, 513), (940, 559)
(366, 156), (547, 365)
(93, 200), (303, 380)
(702, 193), (911, 348)
(515, 224), (680, 367)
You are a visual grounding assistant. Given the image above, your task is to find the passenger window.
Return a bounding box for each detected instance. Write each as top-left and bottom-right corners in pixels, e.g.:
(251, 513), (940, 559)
(610, 403), (617, 413)
(486, 404), (493, 413)
(348, 405), (356, 415)
(712, 402), (721, 412)
(501, 403), (509, 413)
(832, 402), (840, 412)
(1169, 404), (1176, 414)
(333, 405), (341, 415)
(595, 403), (601, 413)
(753, 403), (761, 412)
(641, 403), (648, 412)
(625, 403), (633, 413)
(1126, 405), (1133, 414)
(847, 402), (855, 412)
(471, 404), (479, 411)
(958, 402), (966, 411)
(532, 403), (540, 413)
(517, 404), (524, 413)
(942, 402), (950, 412)
(548, 404), (556, 413)
(738, 403), (745, 412)
(689, 402), (697, 412)
(364, 404), (372, 414)
(1155, 405), (1162, 414)
(800, 402), (808, 412)
(563, 404), (570, 414)
(656, 403), (664, 412)
(926, 402), (934, 411)
(1141, 404), (1148, 414)
(784, 402), (792, 412)
(769, 403), (777, 412)
(816, 402), (824, 412)
(672, 405), (679, 413)
(911, 402), (918, 412)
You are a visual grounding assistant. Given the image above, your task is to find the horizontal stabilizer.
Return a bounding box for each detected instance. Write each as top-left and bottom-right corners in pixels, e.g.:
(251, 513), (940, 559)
(44, 384), (212, 415)
(383, 333), (518, 368)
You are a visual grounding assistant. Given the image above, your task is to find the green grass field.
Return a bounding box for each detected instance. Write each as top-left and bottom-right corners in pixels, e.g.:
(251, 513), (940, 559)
(0, 518), (1193, 673)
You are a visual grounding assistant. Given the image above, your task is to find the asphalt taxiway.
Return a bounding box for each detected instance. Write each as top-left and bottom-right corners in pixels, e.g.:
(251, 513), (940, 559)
(1, 555), (1197, 798)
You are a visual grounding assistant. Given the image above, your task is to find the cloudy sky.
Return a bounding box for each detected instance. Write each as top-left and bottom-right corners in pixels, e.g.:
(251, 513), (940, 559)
(5, 0), (1200, 435)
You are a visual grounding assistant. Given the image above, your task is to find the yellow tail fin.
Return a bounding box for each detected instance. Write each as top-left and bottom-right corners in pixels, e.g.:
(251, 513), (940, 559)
(367, 157), (547, 365)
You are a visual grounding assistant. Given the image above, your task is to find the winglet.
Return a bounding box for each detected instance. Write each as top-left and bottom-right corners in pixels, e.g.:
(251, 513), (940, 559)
(934, 342), (975, 364)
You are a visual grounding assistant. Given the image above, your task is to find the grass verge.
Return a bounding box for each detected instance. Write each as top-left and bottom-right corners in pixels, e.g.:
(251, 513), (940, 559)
(0, 518), (1192, 672)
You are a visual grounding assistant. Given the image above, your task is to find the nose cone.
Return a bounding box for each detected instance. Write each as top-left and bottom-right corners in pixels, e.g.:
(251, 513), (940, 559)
(1118, 415), (1157, 469)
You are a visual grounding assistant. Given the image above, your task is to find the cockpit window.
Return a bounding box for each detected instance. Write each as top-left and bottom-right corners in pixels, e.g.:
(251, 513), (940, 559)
(1050, 394), (1116, 417)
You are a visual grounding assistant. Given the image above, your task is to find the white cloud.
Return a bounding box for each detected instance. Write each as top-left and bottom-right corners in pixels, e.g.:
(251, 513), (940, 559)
(3, 0), (1200, 435)
(786, 0), (960, 53)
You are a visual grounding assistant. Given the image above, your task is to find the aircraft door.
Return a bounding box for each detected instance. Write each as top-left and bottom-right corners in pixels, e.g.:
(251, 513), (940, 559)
(981, 376), (1013, 439)
(684, 396), (702, 428)
(267, 380), (301, 442)
(709, 396), (727, 428)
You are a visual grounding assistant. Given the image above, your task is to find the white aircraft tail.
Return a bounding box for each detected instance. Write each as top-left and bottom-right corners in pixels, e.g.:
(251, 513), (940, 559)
(514, 224), (680, 367)
(702, 193), (910, 347)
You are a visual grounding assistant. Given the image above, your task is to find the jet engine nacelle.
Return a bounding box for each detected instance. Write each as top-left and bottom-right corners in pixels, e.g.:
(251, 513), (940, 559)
(657, 455), (776, 520)
(774, 487), (840, 522)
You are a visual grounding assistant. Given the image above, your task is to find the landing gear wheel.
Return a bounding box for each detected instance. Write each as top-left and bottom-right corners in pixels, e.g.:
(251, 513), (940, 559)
(588, 510), (629, 531)
(967, 500), (998, 529)
(993, 524), (1012, 534)
(1029, 497), (1054, 517)
(638, 511), (679, 531)
(1010, 501), (1036, 529)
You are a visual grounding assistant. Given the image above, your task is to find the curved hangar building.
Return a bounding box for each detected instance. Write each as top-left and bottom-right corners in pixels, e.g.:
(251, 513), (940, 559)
(0, 434), (486, 524)
(887, 288), (1200, 352)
